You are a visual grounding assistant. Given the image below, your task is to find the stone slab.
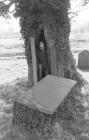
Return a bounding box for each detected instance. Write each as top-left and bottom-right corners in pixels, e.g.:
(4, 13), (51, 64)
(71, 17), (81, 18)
(17, 75), (77, 114)
(31, 75), (77, 114)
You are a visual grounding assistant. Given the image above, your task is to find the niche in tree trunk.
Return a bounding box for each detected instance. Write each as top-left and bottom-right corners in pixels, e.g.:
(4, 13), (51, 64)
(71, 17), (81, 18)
(33, 29), (57, 83)
(35, 29), (50, 82)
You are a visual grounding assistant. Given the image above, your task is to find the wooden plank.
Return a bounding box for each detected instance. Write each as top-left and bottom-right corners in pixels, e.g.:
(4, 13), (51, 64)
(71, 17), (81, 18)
(57, 64), (64, 77)
(50, 47), (57, 76)
(30, 37), (38, 85)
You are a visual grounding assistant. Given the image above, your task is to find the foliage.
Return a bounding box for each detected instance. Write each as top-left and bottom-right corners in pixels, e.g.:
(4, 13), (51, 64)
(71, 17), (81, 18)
(0, 0), (89, 18)
(69, 0), (89, 20)
(82, 0), (89, 6)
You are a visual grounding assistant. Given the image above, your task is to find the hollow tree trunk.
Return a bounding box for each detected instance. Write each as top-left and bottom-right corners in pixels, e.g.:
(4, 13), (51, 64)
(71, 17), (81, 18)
(25, 25), (84, 86)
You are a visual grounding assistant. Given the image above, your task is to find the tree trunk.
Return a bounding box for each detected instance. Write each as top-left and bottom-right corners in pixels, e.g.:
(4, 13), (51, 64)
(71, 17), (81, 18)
(44, 25), (83, 84)
(24, 25), (84, 86)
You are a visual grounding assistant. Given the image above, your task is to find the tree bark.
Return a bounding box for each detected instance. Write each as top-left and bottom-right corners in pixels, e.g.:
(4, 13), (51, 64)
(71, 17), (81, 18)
(25, 37), (33, 86)
(44, 25), (83, 84)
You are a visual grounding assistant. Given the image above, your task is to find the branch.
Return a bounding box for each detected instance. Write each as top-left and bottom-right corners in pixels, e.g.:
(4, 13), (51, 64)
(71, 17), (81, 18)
(69, 1), (89, 20)
(0, 0), (17, 17)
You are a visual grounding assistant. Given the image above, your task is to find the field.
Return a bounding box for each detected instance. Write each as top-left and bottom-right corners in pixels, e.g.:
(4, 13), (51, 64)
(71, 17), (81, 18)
(0, 38), (28, 84)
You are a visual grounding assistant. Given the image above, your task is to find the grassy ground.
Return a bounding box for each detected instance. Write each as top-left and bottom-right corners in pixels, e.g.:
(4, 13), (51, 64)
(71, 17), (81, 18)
(0, 78), (75, 140)
(0, 78), (30, 140)
(0, 78), (89, 140)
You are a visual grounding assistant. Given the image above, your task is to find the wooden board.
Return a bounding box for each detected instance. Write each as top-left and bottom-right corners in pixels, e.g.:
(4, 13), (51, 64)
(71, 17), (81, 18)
(30, 37), (38, 85)
(50, 46), (57, 76)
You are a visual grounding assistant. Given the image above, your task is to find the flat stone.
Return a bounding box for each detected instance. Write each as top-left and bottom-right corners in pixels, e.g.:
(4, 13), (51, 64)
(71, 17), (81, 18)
(16, 75), (77, 114)
(13, 75), (78, 132)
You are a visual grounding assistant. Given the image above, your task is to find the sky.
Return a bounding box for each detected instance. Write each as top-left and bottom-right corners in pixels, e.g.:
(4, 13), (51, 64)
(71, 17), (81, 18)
(0, 17), (20, 33)
(0, 2), (20, 33)
(70, 0), (89, 31)
(0, 1), (89, 33)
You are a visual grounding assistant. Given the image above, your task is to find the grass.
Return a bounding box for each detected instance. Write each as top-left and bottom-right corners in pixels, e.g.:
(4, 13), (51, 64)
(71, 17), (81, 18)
(0, 78), (89, 140)
(0, 78), (76, 140)
(0, 78), (30, 140)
